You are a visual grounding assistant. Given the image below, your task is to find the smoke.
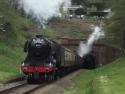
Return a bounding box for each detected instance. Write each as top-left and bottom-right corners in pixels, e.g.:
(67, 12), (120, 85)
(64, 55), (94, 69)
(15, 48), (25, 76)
(78, 26), (104, 57)
(17, 0), (71, 26)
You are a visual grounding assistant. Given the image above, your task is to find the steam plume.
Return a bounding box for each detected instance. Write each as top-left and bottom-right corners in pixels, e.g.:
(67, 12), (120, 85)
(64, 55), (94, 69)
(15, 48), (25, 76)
(78, 26), (104, 57)
(17, 0), (71, 26)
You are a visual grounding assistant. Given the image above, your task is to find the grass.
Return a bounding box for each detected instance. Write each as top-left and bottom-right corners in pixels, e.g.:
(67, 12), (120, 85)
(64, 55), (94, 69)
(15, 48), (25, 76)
(0, 0), (31, 81)
(0, 43), (26, 81)
(0, 71), (16, 82)
(62, 57), (125, 94)
(42, 27), (58, 38)
(49, 17), (92, 38)
(94, 57), (125, 94)
(0, 44), (25, 73)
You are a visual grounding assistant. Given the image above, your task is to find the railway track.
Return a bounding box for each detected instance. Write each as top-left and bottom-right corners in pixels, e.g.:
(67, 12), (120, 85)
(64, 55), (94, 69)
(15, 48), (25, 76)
(0, 81), (52, 94)
(24, 81), (52, 94)
(0, 70), (80, 94)
(0, 73), (73, 94)
(0, 82), (27, 94)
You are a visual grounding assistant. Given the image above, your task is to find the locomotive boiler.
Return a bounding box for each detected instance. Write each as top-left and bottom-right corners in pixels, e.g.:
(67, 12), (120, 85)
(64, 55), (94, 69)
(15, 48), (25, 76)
(21, 35), (83, 83)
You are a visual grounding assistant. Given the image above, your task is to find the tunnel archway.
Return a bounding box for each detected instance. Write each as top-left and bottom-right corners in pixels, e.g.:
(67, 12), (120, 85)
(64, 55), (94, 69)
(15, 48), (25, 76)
(82, 54), (96, 69)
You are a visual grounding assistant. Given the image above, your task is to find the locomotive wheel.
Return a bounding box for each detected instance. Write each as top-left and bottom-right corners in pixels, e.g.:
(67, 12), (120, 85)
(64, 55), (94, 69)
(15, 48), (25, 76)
(49, 73), (54, 81)
(48, 72), (57, 81)
(53, 70), (58, 80)
(53, 74), (57, 80)
(27, 78), (32, 84)
(27, 76), (34, 84)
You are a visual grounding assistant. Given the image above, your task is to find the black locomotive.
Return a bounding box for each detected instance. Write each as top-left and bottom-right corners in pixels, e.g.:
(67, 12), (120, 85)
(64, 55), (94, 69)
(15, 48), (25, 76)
(21, 35), (83, 83)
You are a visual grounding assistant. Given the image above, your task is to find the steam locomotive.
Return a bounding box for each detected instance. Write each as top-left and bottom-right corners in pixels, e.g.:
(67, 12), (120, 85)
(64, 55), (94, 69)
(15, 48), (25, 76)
(21, 35), (83, 83)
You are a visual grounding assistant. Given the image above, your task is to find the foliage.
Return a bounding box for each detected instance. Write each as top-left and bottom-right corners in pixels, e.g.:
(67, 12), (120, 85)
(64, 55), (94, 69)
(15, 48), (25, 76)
(0, 0), (39, 81)
(105, 0), (125, 55)
(0, 0), (34, 47)
(71, 0), (107, 11)
(42, 27), (58, 38)
(75, 8), (87, 15)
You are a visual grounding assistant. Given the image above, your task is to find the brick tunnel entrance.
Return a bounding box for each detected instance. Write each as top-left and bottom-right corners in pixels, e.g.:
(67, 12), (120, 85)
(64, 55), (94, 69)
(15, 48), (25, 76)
(55, 37), (122, 68)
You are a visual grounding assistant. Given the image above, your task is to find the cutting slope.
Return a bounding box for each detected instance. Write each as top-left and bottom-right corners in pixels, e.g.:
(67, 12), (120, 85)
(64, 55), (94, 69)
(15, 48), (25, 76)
(62, 57), (125, 94)
(0, 0), (39, 82)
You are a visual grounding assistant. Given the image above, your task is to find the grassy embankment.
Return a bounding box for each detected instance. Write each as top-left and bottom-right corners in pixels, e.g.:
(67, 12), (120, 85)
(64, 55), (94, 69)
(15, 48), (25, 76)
(0, 0), (39, 82)
(49, 18), (92, 38)
(62, 57), (125, 94)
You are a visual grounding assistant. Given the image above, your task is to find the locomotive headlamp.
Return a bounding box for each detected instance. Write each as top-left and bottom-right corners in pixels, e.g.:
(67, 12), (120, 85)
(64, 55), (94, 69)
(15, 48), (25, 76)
(21, 62), (29, 66)
(49, 63), (53, 67)
(21, 62), (25, 66)
(44, 62), (53, 67)
(21, 62), (29, 72)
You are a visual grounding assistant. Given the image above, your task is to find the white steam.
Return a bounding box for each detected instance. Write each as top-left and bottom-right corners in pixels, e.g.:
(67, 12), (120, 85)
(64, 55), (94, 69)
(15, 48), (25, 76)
(17, 0), (71, 25)
(78, 26), (104, 57)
